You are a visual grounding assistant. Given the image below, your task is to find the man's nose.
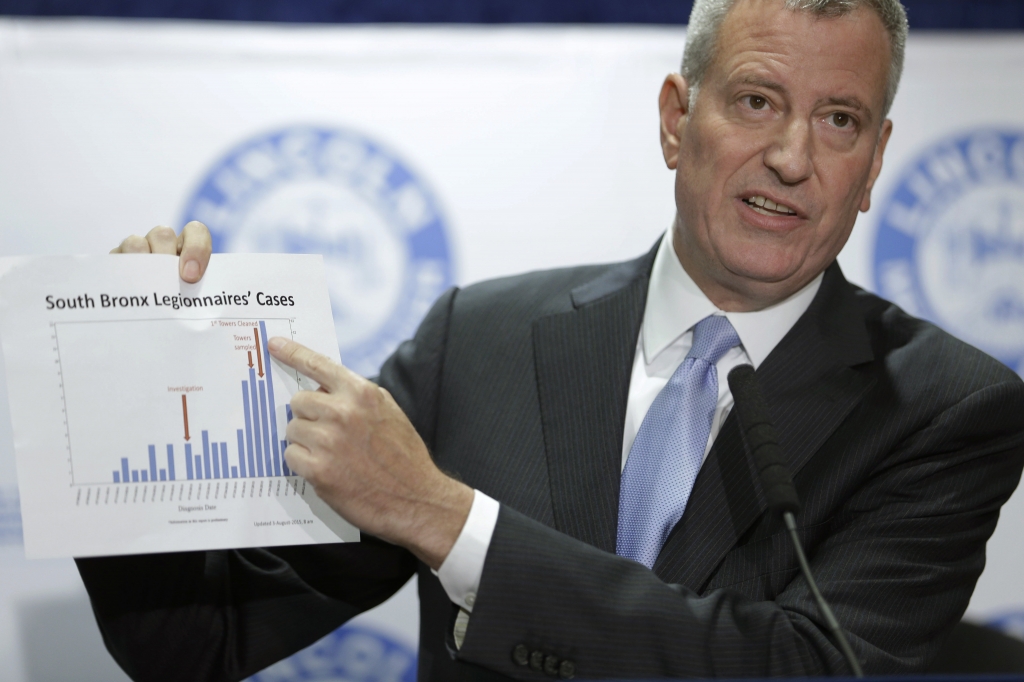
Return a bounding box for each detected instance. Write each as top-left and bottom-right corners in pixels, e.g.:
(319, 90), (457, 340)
(763, 118), (813, 185)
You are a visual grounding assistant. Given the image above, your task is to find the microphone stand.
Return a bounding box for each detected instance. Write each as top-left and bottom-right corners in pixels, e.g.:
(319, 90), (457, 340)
(782, 510), (863, 677)
(728, 365), (864, 678)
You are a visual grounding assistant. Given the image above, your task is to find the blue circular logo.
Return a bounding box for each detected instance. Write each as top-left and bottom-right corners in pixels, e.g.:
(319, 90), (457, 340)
(874, 129), (1024, 377)
(987, 611), (1024, 642)
(0, 486), (21, 546)
(182, 126), (455, 376)
(248, 624), (417, 682)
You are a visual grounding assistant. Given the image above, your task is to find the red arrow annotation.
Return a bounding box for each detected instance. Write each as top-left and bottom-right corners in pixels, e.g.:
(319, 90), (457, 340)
(254, 327), (264, 378)
(182, 394), (190, 441)
(247, 350), (253, 369)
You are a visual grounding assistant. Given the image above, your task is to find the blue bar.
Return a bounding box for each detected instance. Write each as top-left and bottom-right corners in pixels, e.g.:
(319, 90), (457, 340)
(185, 443), (194, 480)
(148, 445), (158, 481)
(121, 457), (129, 483)
(167, 444), (176, 481)
(113, 471), (120, 483)
(243, 381), (255, 477)
(212, 442), (221, 479)
(259, 381), (273, 476)
(260, 321), (283, 477)
(195, 455), (203, 478)
(141, 471), (149, 482)
(132, 470), (139, 482)
(249, 369), (265, 477)
(159, 469), (167, 481)
(282, 405), (294, 475)
(231, 466), (238, 478)
(202, 431), (212, 480)
(237, 430), (246, 478)
(283, 406), (293, 476)
(221, 442), (229, 479)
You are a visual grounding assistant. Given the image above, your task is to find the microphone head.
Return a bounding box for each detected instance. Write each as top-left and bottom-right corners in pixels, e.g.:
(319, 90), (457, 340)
(727, 364), (759, 410)
(727, 365), (801, 516)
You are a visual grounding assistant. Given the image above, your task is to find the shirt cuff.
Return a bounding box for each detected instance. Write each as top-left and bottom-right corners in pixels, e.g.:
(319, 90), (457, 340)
(434, 489), (500, 613)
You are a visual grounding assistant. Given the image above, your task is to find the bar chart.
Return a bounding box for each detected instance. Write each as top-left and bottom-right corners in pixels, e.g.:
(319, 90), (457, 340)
(104, 320), (295, 486)
(52, 316), (305, 489)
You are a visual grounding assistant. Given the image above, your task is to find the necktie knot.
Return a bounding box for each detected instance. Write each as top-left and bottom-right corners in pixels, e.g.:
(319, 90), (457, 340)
(687, 315), (740, 365)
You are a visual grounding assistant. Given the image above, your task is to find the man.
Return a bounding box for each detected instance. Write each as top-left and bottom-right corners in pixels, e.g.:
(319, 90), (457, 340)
(80, 0), (1024, 679)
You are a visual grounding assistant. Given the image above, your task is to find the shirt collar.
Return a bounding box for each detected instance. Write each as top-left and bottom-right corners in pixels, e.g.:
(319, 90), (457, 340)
(642, 229), (823, 369)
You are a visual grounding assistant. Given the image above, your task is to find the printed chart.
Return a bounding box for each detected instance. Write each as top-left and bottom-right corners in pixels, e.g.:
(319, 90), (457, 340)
(59, 318), (296, 488)
(0, 254), (359, 558)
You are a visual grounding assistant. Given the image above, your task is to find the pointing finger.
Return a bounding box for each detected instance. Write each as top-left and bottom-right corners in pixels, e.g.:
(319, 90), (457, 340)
(177, 220), (212, 283)
(267, 337), (349, 394)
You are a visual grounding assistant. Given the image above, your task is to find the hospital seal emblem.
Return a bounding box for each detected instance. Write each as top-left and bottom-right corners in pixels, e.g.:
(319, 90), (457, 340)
(873, 129), (1024, 377)
(248, 624), (416, 682)
(0, 486), (21, 545)
(182, 125), (455, 377)
(987, 611), (1024, 642)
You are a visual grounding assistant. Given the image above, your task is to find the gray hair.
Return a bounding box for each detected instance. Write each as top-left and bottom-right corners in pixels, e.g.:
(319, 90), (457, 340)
(682, 0), (908, 120)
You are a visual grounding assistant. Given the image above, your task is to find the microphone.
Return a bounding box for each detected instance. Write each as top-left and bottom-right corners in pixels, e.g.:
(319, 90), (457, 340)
(727, 365), (864, 678)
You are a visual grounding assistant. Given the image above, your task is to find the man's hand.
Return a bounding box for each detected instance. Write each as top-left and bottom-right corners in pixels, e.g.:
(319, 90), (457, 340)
(268, 336), (474, 570)
(110, 221), (213, 283)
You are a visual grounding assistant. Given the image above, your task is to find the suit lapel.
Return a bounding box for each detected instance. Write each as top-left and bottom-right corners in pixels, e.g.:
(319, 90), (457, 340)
(653, 263), (877, 589)
(532, 244), (657, 552)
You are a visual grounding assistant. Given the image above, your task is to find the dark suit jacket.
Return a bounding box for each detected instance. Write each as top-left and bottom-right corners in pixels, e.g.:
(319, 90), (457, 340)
(77, 242), (1024, 681)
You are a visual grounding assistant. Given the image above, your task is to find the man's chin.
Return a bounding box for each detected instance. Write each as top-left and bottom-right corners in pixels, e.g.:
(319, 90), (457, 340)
(717, 253), (805, 288)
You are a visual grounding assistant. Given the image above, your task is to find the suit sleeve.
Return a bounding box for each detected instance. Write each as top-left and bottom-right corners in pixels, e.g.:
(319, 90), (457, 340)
(75, 286), (460, 682)
(455, 378), (1024, 679)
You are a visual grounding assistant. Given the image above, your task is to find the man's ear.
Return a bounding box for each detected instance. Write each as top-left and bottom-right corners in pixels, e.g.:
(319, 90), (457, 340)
(860, 118), (893, 212)
(659, 73), (691, 170)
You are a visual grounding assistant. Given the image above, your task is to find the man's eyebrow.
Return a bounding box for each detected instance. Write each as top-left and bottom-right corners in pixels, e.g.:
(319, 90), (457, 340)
(737, 75), (787, 93)
(822, 95), (866, 111)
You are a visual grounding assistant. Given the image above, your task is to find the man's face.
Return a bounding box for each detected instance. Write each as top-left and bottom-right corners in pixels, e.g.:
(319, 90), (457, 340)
(662, 0), (893, 310)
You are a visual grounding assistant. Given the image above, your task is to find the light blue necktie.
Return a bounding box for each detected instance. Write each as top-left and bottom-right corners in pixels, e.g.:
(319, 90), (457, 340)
(616, 315), (740, 568)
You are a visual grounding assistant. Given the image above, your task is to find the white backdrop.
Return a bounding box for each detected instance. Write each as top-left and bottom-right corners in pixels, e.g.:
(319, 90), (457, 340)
(0, 18), (1022, 681)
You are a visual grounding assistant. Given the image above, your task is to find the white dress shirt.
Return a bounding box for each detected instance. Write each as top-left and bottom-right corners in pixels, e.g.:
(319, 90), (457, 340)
(435, 229), (823, 634)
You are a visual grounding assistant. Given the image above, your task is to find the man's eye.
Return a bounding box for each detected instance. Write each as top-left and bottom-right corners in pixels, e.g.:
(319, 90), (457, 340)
(747, 96), (768, 110)
(830, 112), (853, 128)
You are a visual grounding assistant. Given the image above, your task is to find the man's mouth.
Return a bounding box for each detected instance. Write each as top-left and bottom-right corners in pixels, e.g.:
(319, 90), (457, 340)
(742, 195), (797, 217)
